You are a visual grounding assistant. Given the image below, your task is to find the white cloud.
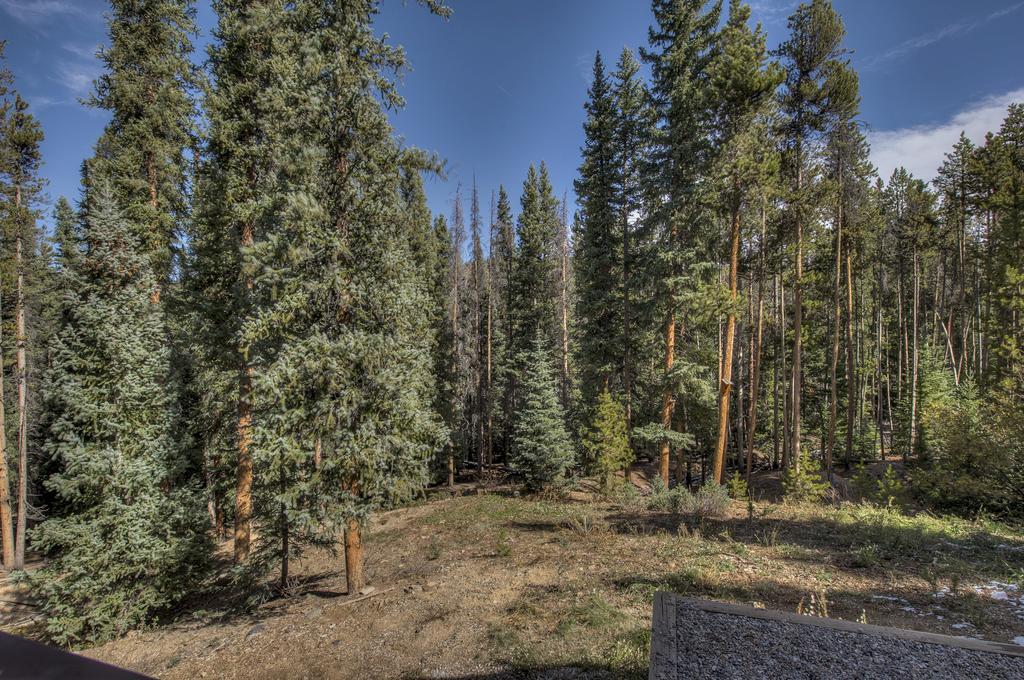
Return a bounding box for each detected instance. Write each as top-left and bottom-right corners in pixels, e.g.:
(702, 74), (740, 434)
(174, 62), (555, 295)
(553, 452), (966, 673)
(62, 42), (101, 60)
(54, 59), (101, 96)
(0, 0), (88, 24)
(869, 88), (1024, 184)
(863, 3), (1023, 68)
(749, 1), (798, 25)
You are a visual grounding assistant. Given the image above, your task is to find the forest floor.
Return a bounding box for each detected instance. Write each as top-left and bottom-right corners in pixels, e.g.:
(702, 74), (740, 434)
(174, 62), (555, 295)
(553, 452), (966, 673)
(5, 469), (1024, 679)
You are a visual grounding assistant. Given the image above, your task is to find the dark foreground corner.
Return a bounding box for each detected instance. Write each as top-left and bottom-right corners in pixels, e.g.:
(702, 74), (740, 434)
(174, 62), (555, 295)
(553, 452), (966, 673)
(0, 632), (151, 680)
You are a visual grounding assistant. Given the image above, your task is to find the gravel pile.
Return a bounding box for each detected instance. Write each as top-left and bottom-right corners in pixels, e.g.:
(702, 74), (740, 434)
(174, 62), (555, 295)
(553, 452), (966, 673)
(651, 595), (1024, 679)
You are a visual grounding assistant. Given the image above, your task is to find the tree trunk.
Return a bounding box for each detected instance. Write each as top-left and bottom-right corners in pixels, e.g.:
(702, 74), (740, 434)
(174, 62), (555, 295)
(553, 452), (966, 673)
(747, 289), (764, 484)
(791, 220), (803, 470)
(826, 218), (842, 477)
(772, 273), (782, 469)
(844, 242), (856, 468)
(14, 190), (28, 569)
(560, 216), (571, 409)
(486, 275), (493, 466)
(713, 200), (741, 484)
(234, 219), (255, 563)
(279, 466), (289, 589)
(659, 313), (676, 484)
(623, 199), (634, 431)
(909, 249), (920, 459)
(345, 517), (364, 595)
(0, 287), (12, 570)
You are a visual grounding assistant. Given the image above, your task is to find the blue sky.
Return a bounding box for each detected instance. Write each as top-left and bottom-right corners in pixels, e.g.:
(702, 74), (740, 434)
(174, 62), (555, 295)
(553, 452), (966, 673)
(1, 0), (1023, 232)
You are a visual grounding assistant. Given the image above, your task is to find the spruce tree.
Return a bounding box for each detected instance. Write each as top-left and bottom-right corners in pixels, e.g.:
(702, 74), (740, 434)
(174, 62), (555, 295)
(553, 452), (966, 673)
(642, 0), (723, 483)
(774, 0), (858, 468)
(200, 0), (448, 592)
(513, 164), (561, 360)
(0, 42), (13, 569)
(1, 93), (46, 568)
(87, 0), (199, 295)
(31, 183), (209, 645)
(490, 186), (516, 461)
(611, 47), (655, 430)
(510, 332), (574, 491)
(574, 53), (622, 405)
(582, 389), (633, 488)
(707, 0), (782, 484)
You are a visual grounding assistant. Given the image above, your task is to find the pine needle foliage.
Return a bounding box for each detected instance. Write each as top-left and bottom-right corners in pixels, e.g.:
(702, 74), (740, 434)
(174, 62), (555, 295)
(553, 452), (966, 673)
(582, 389), (633, 488)
(510, 333), (574, 491)
(30, 184), (209, 647)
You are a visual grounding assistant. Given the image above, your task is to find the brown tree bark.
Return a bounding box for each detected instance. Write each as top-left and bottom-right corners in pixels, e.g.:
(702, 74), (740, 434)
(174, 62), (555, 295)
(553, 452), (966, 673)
(659, 314), (676, 484)
(909, 250), (920, 459)
(747, 289), (764, 484)
(0, 286), (12, 570)
(712, 199), (741, 484)
(844, 243), (856, 468)
(345, 517), (364, 595)
(826, 218), (842, 476)
(234, 218), (255, 564)
(14, 187), (28, 569)
(791, 219), (803, 469)
(559, 203), (571, 409)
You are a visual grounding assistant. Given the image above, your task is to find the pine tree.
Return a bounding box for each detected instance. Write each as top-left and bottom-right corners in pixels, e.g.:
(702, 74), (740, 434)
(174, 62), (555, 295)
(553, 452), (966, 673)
(575, 53), (622, 405)
(514, 164), (562, 360)
(1, 93), (46, 568)
(510, 332), (574, 491)
(31, 183), (209, 645)
(774, 0), (858, 469)
(582, 389), (633, 488)
(87, 0), (199, 297)
(469, 178), (487, 474)
(642, 0), (723, 483)
(446, 184), (469, 486)
(201, 0), (448, 593)
(0, 42), (13, 569)
(490, 186), (516, 461)
(708, 0), (782, 484)
(611, 47), (655, 430)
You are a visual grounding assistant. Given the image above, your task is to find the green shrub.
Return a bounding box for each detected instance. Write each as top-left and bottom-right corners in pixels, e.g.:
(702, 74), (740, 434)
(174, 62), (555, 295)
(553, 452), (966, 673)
(782, 451), (831, 502)
(582, 389), (634, 488)
(874, 465), (905, 509)
(852, 464), (906, 509)
(647, 475), (670, 511)
(726, 471), (748, 500)
(648, 479), (729, 520)
(686, 482), (731, 519)
(909, 378), (1019, 516)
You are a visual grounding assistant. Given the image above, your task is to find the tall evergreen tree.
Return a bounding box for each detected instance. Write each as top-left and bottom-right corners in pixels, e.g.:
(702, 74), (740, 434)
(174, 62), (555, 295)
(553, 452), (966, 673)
(510, 332), (573, 491)
(0, 41), (14, 570)
(31, 183), (209, 645)
(612, 47), (655, 430)
(642, 0), (723, 483)
(198, 0), (449, 592)
(1, 93), (45, 568)
(574, 53), (622, 406)
(490, 186), (516, 460)
(513, 164), (562, 363)
(708, 0), (781, 484)
(774, 0), (858, 469)
(87, 0), (199, 297)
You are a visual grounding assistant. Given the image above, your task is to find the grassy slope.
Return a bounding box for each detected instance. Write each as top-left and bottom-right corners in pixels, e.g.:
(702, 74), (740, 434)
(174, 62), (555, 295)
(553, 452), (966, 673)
(23, 485), (1024, 679)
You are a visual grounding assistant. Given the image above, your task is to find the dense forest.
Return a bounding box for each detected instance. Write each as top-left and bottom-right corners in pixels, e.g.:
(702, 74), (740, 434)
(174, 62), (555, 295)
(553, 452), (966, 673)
(0, 0), (1022, 650)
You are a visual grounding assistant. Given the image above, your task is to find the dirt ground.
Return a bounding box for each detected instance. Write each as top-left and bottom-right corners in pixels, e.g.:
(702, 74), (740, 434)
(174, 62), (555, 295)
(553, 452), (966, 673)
(5, 472), (1024, 679)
